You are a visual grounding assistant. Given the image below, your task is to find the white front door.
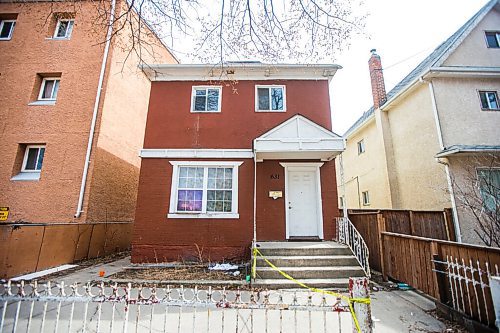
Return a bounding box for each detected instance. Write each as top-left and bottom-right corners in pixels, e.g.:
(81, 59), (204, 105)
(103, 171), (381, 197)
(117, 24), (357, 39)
(285, 165), (323, 238)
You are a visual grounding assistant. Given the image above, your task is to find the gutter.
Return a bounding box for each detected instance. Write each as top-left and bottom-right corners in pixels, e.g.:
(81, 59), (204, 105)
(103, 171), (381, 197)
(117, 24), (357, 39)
(75, 0), (116, 218)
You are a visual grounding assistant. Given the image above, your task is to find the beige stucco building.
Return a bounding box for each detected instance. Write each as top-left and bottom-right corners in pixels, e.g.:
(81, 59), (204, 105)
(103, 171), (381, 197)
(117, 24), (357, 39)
(338, 0), (500, 246)
(0, 0), (177, 224)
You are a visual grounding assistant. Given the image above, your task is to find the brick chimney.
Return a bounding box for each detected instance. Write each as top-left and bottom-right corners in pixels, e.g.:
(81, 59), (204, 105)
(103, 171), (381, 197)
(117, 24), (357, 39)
(368, 49), (387, 109)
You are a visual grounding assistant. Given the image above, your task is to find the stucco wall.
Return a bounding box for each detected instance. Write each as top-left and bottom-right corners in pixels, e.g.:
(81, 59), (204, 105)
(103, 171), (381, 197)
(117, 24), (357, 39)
(0, 2), (106, 222)
(447, 155), (500, 246)
(339, 119), (392, 209)
(386, 84), (450, 210)
(443, 8), (500, 67)
(433, 77), (500, 147)
(86, 3), (177, 222)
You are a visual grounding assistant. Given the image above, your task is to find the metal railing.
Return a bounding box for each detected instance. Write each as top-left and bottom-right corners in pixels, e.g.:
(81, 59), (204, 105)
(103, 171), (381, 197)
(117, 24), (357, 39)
(336, 217), (371, 278)
(0, 280), (355, 333)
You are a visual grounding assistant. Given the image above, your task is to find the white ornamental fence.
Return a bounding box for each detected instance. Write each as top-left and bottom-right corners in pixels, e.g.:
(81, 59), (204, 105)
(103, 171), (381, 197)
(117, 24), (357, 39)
(0, 280), (358, 333)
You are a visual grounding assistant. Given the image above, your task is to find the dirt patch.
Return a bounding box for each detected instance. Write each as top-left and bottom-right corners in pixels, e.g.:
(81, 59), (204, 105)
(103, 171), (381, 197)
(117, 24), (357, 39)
(110, 266), (245, 281)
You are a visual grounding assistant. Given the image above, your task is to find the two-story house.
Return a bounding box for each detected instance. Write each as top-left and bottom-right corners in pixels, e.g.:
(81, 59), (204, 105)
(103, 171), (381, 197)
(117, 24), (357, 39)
(132, 63), (345, 262)
(338, 0), (500, 246)
(0, 0), (176, 277)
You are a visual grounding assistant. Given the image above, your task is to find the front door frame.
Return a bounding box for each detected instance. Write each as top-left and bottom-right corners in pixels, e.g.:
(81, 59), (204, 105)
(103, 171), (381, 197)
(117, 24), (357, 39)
(280, 162), (324, 240)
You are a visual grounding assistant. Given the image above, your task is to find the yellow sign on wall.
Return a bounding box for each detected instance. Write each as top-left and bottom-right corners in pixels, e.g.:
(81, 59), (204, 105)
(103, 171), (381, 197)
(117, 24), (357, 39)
(0, 207), (9, 221)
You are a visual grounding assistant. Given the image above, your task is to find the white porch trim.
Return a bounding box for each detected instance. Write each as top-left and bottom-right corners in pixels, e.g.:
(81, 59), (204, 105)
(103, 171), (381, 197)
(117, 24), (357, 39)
(280, 162), (324, 240)
(140, 148), (254, 159)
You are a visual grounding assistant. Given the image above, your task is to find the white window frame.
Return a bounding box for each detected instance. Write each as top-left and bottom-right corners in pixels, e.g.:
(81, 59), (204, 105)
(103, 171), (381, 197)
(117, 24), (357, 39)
(478, 90), (499, 110)
(53, 19), (74, 39)
(168, 161), (242, 219)
(38, 77), (61, 101)
(255, 85), (286, 112)
(21, 145), (46, 173)
(362, 191), (370, 206)
(0, 19), (16, 40)
(357, 139), (366, 154)
(190, 86), (222, 113)
(476, 167), (500, 212)
(484, 31), (500, 48)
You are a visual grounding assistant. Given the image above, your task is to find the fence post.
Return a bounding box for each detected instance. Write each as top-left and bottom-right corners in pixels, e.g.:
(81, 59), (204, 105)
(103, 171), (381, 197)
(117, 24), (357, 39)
(349, 277), (372, 333)
(430, 241), (443, 300)
(443, 209), (456, 241)
(376, 213), (387, 281)
(409, 211), (415, 236)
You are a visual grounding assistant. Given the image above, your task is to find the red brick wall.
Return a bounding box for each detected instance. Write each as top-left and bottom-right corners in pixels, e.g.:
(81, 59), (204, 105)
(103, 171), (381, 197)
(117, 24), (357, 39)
(132, 79), (340, 263)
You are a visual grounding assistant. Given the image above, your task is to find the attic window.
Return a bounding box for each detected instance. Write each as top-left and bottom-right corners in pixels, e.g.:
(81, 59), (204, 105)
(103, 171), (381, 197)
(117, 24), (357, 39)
(485, 31), (500, 48)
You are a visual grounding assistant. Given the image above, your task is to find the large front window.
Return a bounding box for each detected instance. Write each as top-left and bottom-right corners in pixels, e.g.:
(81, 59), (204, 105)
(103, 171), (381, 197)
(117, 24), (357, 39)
(169, 162), (242, 218)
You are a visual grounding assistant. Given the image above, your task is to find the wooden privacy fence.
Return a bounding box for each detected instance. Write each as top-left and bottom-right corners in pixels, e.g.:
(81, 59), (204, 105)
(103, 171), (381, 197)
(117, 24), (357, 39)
(0, 222), (132, 279)
(381, 232), (500, 327)
(345, 209), (455, 272)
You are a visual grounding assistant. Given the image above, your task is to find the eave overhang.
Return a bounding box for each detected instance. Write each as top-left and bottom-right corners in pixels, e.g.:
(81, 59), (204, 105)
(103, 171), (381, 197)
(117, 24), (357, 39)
(141, 63), (342, 82)
(253, 115), (345, 162)
(435, 145), (500, 158)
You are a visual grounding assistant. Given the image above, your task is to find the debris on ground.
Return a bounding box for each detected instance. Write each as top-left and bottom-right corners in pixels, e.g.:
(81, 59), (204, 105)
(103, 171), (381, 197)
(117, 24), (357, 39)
(110, 265), (244, 281)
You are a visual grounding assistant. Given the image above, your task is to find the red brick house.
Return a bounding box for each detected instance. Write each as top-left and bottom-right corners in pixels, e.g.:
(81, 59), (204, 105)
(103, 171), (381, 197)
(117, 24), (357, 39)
(132, 63), (345, 263)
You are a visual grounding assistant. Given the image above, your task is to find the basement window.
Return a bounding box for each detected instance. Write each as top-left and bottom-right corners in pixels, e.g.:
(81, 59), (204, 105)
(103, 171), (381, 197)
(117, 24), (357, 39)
(479, 91), (499, 110)
(485, 31), (500, 48)
(362, 191), (370, 206)
(168, 161), (242, 219)
(0, 19), (15, 40)
(256, 85), (285, 112)
(357, 139), (366, 154)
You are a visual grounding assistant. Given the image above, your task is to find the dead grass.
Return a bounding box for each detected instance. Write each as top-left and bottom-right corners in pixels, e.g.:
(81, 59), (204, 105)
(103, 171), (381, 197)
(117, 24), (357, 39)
(110, 266), (244, 281)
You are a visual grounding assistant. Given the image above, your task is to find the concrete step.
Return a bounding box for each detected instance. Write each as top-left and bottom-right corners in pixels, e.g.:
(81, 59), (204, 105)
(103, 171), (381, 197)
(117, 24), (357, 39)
(255, 266), (366, 280)
(252, 278), (351, 290)
(256, 242), (353, 256)
(256, 255), (359, 267)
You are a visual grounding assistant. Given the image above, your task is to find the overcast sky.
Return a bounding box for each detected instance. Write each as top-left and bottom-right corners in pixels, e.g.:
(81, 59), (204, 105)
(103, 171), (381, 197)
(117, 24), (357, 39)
(173, 0), (489, 134)
(329, 0), (488, 134)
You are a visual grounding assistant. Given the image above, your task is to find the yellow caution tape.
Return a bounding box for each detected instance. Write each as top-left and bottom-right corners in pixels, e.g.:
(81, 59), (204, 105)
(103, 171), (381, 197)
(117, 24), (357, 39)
(252, 247), (371, 333)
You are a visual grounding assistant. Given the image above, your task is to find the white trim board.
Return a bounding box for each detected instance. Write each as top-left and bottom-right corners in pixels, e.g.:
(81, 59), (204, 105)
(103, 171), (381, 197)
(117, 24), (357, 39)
(141, 149), (254, 159)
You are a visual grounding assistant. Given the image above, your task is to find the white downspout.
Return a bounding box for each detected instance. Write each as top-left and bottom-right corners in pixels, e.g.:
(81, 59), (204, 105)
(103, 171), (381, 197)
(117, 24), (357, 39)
(75, 0), (116, 218)
(426, 79), (462, 242)
(339, 152), (348, 219)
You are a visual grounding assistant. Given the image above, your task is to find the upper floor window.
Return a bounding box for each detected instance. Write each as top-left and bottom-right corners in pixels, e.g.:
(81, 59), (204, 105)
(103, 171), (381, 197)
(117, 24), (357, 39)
(362, 191), (370, 206)
(477, 169), (499, 213)
(22, 145), (45, 172)
(479, 91), (499, 111)
(0, 19), (15, 40)
(357, 139), (365, 154)
(256, 85), (285, 112)
(485, 31), (500, 48)
(191, 86), (221, 112)
(54, 19), (74, 39)
(38, 78), (60, 101)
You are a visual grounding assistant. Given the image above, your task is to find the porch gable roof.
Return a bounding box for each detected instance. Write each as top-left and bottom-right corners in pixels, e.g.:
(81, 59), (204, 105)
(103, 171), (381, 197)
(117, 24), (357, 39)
(253, 115), (345, 162)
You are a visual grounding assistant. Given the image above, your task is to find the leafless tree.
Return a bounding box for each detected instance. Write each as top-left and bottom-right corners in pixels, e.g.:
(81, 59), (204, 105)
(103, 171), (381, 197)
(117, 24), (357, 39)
(24, 0), (365, 65)
(450, 154), (500, 247)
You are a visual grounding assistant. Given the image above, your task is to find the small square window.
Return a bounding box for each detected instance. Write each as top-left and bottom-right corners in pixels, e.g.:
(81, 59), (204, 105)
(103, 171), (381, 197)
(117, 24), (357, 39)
(362, 191), (370, 206)
(38, 78), (60, 101)
(54, 19), (74, 39)
(485, 31), (500, 48)
(479, 91), (499, 110)
(0, 19), (16, 40)
(357, 139), (366, 154)
(22, 145), (45, 172)
(191, 87), (221, 112)
(256, 85), (285, 112)
(339, 196), (345, 208)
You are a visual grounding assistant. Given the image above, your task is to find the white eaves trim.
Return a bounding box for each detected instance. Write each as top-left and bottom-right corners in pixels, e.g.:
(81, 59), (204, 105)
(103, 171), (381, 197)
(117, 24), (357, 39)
(140, 63), (341, 82)
(140, 148), (254, 159)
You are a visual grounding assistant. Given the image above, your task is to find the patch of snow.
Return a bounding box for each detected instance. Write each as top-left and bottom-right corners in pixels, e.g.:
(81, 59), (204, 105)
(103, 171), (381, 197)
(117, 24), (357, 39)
(208, 263), (239, 271)
(11, 264), (78, 281)
(232, 271), (240, 276)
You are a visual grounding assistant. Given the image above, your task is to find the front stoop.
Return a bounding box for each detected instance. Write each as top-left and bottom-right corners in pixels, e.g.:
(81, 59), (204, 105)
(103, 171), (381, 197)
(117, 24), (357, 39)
(252, 241), (366, 290)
